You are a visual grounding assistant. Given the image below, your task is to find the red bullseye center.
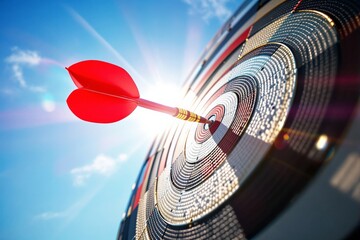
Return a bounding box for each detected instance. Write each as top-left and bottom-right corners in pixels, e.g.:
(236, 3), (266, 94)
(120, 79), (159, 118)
(195, 105), (225, 143)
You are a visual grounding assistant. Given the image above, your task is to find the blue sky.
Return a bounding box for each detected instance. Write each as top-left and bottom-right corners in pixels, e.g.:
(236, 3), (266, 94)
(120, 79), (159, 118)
(0, 1), (241, 239)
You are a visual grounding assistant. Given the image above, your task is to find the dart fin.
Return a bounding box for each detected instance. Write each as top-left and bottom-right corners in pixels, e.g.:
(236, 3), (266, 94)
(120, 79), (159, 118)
(66, 60), (140, 99)
(67, 88), (137, 123)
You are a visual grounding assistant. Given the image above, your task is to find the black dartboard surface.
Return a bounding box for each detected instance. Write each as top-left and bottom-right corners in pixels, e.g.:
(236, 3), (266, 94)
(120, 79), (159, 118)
(117, 0), (360, 239)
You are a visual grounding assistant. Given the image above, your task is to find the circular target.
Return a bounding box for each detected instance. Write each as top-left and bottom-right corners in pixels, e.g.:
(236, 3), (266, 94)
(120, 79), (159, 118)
(118, 1), (360, 239)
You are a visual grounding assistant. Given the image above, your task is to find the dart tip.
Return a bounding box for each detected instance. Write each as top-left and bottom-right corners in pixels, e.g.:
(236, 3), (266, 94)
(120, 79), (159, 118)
(200, 118), (213, 125)
(206, 119), (213, 125)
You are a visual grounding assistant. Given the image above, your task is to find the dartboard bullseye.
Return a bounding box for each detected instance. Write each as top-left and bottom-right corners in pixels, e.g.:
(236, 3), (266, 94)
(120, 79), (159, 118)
(118, 1), (360, 239)
(195, 105), (224, 143)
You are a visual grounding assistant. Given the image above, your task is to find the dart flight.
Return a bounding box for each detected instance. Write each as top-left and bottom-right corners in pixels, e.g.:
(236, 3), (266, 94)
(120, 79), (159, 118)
(66, 60), (211, 124)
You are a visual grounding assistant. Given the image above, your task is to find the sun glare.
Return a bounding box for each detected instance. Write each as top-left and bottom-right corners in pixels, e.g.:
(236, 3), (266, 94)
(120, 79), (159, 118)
(133, 82), (184, 138)
(42, 94), (56, 112)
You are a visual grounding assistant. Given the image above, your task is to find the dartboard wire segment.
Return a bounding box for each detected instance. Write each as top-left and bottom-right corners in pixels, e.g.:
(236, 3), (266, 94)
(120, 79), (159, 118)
(117, 1), (360, 239)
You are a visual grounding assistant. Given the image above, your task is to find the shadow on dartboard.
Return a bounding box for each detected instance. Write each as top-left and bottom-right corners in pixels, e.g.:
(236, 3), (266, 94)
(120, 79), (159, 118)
(118, 0), (360, 239)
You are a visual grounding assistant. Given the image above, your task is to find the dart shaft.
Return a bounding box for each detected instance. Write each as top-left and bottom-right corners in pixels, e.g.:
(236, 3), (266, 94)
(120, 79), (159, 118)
(137, 98), (210, 124)
(72, 87), (210, 124)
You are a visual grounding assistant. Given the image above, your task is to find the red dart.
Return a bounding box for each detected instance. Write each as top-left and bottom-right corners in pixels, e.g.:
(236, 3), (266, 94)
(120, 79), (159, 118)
(66, 60), (211, 124)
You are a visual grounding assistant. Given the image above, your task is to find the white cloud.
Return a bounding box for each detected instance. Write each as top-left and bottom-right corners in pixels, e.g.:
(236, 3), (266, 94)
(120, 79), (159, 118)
(183, 0), (233, 21)
(34, 186), (101, 225)
(11, 64), (26, 87)
(5, 47), (46, 92)
(29, 85), (47, 93)
(5, 47), (41, 65)
(34, 211), (67, 220)
(70, 153), (128, 187)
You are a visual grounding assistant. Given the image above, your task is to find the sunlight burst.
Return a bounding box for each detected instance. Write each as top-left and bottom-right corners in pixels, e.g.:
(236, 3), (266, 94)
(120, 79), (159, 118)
(133, 82), (183, 138)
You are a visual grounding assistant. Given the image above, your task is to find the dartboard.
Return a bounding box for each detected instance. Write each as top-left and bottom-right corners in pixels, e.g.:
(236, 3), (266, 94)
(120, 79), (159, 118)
(118, 0), (360, 239)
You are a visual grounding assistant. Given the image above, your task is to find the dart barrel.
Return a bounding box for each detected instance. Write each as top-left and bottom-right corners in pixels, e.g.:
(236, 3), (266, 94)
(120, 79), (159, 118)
(174, 108), (210, 124)
(118, 1), (360, 239)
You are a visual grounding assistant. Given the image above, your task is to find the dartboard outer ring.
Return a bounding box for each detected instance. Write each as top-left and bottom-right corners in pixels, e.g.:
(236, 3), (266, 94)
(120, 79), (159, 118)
(117, 1), (360, 239)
